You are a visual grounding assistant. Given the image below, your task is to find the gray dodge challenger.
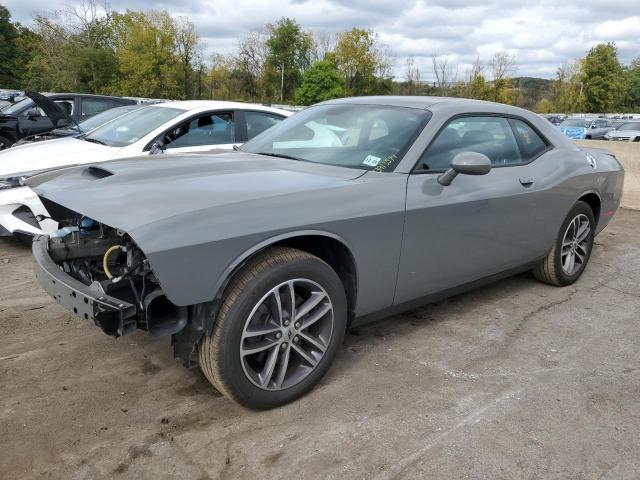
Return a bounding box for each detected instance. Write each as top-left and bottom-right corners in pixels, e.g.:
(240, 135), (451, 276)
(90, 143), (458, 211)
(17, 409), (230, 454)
(29, 96), (624, 408)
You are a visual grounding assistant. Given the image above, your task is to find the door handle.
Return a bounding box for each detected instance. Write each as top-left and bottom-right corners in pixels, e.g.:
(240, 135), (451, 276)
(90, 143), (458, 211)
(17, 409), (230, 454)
(519, 177), (535, 187)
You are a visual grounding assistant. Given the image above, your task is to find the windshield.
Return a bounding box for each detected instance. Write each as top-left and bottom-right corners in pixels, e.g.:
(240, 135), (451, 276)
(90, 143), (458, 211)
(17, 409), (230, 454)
(561, 119), (590, 128)
(76, 105), (142, 133)
(2, 98), (32, 114)
(241, 104), (430, 171)
(84, 106), (185, 147)
(617, 122), (640, 131)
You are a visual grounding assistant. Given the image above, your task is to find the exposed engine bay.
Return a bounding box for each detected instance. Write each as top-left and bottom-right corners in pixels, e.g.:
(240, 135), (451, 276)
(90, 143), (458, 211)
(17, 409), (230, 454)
(44, 211), (189, 340)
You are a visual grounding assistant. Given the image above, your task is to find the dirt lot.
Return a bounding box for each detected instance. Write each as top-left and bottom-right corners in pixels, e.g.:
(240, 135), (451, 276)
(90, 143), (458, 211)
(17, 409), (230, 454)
(1, 210), (639, 480)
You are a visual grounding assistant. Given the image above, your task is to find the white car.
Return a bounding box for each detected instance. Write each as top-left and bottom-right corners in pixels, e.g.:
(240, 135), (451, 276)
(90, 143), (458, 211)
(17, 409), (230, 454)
(0, 101), (292, 239)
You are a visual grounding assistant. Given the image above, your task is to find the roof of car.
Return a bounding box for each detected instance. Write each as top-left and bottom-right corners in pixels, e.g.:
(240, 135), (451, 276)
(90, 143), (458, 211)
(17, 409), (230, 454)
(151, 100), (293, 114)
(320, 95), (500, 109)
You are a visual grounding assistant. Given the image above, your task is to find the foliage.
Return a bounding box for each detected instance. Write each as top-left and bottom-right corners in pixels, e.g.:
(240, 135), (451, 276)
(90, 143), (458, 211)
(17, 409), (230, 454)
(333, 28), (393, 96)
(294, 60), (345, 105)
(109, 10), (181, 98)
(582, 42), (624, 113)
(265, 17), (313, 101)
(621, 58), (640, 111)
(535, 98), (554, 114)
(1, 3), (639, 112)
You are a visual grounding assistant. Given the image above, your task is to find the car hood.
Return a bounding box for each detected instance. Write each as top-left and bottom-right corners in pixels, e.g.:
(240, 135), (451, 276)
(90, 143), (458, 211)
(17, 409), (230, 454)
(25, 91), (74, 128)
(32, 152), (365, 235)
(0, 137), (119, 176)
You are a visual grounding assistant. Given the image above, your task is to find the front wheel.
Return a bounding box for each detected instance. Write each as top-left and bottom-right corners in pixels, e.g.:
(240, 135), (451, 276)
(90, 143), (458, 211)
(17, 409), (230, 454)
(533, 201), (595, 286)
(199, 247), (347, 409)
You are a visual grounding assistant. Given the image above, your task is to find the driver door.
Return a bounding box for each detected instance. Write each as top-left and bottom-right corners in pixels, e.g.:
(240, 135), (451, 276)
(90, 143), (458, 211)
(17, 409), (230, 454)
(161, 111), (240, 153)
(394, 115), (550, 304)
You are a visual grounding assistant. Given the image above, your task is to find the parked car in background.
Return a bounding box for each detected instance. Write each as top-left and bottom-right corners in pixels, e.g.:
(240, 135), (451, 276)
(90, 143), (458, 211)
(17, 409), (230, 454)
(0, 100), (292, 238)
(0, 92), (137, 150)
(13, 104), (144, 145)
(604, 121), (640, 142)
(28, 96), (623, 409)
(542, 114), (564, 125)
(0, 91), (23, 110)
(558, 117), (614, 140)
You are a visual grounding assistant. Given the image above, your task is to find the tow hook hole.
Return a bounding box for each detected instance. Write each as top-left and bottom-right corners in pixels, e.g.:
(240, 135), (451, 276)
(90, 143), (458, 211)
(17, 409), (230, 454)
(52, 280), (56, 284)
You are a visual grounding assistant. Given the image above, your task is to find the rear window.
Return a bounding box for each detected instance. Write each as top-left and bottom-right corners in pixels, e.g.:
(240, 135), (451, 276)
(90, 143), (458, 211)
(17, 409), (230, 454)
(510, 119), (548, 161)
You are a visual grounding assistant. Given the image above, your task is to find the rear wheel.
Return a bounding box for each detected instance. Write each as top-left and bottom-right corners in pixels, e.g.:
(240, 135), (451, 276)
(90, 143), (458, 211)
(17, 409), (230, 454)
(199, 247), (347, 409)
(533, 201), (595, 286)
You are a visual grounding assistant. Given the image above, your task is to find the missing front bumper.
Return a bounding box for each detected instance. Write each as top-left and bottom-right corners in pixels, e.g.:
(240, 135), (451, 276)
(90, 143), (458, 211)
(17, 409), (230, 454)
(32, 235), (137, 336)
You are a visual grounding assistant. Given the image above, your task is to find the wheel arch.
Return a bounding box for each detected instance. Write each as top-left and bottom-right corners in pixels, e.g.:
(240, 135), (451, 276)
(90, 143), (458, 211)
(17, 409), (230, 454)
(214, 230), (359, 325)
(577, 191), (601, 227)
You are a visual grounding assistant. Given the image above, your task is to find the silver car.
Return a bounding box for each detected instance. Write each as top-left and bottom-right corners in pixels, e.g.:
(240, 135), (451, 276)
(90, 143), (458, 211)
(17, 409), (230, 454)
(605, 121), (640, 142)
(30, 96), (624, 408)
(558, 117), (614, 140)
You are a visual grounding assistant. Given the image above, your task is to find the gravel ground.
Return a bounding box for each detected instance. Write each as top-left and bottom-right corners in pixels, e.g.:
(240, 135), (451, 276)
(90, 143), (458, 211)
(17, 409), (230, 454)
(1, 209), (639, 480)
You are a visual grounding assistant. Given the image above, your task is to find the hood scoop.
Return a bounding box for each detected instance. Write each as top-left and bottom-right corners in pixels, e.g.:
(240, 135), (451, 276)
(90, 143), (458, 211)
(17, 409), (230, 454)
(82, 166), (114, 180)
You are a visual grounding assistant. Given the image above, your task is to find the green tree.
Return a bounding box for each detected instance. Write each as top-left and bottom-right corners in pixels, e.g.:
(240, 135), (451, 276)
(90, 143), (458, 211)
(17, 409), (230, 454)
(622, 58), (640, 111)
(0, 4), (21, 87)
(333, 28), (393, 96)
(535, 98), (554, 113)
(295, 60), (346, 105)
(265, 17), (313, 101)
(109, 11), (180, 98)
(582, 42), (624, 112)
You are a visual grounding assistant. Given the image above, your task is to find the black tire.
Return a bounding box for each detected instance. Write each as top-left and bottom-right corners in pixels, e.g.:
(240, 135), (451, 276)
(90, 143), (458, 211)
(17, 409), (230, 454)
(199, 246), (347, 409)
(533, 201), (595, 286)
(0, 136), (13, 150)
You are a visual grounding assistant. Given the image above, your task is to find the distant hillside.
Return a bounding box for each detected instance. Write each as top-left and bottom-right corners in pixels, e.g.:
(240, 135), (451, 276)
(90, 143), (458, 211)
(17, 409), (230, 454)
(513, 77), (554, 109)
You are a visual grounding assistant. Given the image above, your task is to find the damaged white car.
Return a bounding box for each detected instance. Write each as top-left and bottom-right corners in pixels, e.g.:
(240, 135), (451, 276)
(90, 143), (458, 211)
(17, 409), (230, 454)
(0, 101), (291, 239)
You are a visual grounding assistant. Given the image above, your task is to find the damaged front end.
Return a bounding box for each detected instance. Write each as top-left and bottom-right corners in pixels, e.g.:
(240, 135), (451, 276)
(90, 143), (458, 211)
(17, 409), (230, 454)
(33, 205), (213, 366)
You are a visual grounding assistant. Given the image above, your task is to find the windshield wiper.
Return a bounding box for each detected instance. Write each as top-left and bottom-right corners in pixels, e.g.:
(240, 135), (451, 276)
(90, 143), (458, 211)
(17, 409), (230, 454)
(256, 152), (305, 162)
(83, 137), (107, 146)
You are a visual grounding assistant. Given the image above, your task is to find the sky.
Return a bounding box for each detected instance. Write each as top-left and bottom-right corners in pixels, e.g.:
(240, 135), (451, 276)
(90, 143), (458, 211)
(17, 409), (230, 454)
(4, 0), (640, 81)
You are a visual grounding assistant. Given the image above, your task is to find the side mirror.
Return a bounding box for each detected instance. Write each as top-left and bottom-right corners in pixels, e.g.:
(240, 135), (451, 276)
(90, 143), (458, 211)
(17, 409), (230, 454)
(26, 108), (41, 120)
(149, 141), (165, 155)
(438, 152), (492, 186)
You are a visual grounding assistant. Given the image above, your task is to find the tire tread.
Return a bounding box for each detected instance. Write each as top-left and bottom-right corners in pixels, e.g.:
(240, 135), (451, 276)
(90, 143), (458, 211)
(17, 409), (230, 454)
(198, 247), (323, 404)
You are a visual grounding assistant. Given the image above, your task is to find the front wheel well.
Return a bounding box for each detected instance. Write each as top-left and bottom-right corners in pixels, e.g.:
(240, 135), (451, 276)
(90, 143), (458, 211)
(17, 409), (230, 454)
(578, 193), (601, 226)
(271, 235), (358, 324)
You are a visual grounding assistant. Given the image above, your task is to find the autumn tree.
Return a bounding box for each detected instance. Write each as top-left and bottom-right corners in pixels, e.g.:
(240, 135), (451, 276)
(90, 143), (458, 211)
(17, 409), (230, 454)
(109, 11), (181, 98)
(552, 61), (585, 113)
(431, 55), (457, 96)
(488, 51), (516, 104)
(461, 57), (490, 100)
(333, 28), (394, 96)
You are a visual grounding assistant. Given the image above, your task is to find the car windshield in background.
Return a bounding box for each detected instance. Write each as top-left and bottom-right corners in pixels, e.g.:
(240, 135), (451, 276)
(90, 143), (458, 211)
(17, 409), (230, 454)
(241, 104), (430, 171)
(561, 119), (591, 128)
(83, 106), (185, 147)
(617, 122), (640, 131)
(76, 105), (142, 132)
(2, 98), (32, 114)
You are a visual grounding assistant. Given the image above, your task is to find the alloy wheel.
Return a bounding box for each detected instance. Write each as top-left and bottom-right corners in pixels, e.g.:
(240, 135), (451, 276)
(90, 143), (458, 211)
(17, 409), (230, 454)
(240, 278), (334, 391)
(561, 214), (591, 276)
